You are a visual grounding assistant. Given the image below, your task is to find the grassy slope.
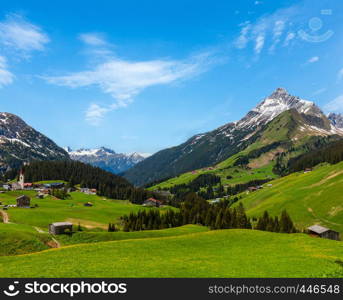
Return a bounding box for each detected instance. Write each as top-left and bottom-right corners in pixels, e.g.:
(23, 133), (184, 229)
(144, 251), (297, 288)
(0, 191), (174, 230)
(235, 161), (343, 233)
(149, 152), (277, 190)
(0, 229), (342, 277)
(0, 223), (51, 256)
(56, 224), (209, 245)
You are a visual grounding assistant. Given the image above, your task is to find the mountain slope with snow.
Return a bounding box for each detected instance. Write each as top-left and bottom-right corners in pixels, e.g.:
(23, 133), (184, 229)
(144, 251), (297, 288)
(0, 112), (69, 172)
(66, 147), (147, 174)
(124, 88), (343, 186)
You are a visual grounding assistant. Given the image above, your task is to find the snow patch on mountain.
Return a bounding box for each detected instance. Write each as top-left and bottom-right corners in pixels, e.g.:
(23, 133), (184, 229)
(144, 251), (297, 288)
(66, 146), (147, 174)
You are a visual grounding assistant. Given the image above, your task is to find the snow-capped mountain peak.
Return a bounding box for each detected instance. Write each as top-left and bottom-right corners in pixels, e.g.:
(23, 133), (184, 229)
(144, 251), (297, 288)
(66, 147), (147, 174)
(237, 88), (324, 129)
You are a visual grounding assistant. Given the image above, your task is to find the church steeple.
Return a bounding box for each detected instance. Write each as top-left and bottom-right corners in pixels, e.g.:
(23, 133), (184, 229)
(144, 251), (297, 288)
(19, 168), (25, 190)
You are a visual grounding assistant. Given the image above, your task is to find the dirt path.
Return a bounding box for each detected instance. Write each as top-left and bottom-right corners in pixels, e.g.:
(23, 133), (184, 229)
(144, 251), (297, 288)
(34, 226), (46, 233)
(34, 226), (61, 248)
(0, 210), (9, 223)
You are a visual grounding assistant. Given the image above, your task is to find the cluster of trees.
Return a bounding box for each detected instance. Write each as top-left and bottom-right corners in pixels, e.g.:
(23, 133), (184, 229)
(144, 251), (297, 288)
(273, 136), (340, 175)
(255, 210), (296, 233)
(288, 139), (343, 173)
(50, 188), (70, 200)
(121, 193), (252, 231)
(167, 174), (222, 201)
(121, 192), (297, 234)
(108, 223), (118, 232)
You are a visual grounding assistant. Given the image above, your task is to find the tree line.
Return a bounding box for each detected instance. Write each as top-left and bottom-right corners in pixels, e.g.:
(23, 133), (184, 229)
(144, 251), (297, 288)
(287, 139), (343, 173)
(9, 160), (163, 203)
(121, 192), (297, 234)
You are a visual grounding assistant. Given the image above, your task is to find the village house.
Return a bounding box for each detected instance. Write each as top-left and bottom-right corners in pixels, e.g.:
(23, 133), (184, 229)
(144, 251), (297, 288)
(307, 225), (340, 241)
(80, 188), (97, 195)
(49, 222), (73, 235)
(11, 182), (22, 191)
(84, 202), (93, 207)
(16, 195), (31, 208)
(143, 198), (162, 207)
(2, 184), (10, 190)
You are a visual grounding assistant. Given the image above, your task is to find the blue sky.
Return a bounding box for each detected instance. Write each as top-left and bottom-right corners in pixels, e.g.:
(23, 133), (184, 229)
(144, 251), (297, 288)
(0, 0), (343, 154)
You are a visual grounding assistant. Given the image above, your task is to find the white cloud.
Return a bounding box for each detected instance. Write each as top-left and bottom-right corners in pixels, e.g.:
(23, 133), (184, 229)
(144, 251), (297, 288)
(324, 95), (343, 113)
(85, 103), (111, 125)
(308, 56), (319, 63)
(0, 56), (14, 87)
(0, 13), (49, 55)
(234, 5), (300, 55)
(234, 22), (251, 49)
(254, 34), (265, 54)
(45, 51), (217, 124)
(79, 33), (107, 46)
(283, 32), (295, 46)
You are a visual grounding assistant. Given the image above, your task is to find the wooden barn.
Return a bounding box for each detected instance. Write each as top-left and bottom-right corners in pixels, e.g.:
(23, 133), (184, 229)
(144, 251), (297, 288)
(49, 222), (73, 235)
(308, 225), (340, 241)
(16, 195), (31, 207)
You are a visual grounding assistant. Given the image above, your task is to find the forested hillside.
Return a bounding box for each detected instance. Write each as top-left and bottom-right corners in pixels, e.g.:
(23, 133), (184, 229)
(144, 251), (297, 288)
(21, 161), (156, 203)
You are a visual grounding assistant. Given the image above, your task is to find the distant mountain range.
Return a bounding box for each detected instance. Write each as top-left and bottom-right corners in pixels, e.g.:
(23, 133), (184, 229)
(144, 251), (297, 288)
(124, 88), (343, 186)
(65, 147), (148, 174)
(0, 112), (69, 173)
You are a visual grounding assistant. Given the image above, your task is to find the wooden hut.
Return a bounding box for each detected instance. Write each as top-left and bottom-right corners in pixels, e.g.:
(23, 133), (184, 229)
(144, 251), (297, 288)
(49, 222), (73, 235)
(16, 195), (31, 207)
(308, 225), (340, 241)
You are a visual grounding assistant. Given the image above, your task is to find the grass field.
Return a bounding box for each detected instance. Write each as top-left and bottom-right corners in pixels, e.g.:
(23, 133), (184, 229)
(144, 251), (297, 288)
(0, 229), (342, 277)
(0, 191), (174, 231)
(0, 223), (51, 256)
(56, 224), (209, 245)
(235, 161), (343, 233)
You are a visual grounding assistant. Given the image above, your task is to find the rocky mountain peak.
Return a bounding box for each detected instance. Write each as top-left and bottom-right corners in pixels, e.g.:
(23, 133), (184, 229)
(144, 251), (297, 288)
(67, 146), (146, 174)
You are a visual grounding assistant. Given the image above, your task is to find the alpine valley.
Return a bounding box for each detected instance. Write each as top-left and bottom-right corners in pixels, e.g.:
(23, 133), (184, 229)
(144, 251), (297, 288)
(1, 88), (343, 278)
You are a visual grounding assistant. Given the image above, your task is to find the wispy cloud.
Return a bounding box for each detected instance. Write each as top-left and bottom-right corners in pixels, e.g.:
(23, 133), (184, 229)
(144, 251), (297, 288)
(234, 5), (300, 56)
(79, 33), (107, 46)
(0, 13), (49, 88)
(0, 56), (14, 87)
(44, 50), (218, 125)
(311, 87), (326, 96)
(0, 13), (49, 56)
(324, 95), (343, 113)
(307, 56), (319, 63)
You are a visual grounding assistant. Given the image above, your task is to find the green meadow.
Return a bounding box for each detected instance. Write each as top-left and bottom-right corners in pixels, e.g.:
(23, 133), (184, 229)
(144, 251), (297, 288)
(0, 229), (342, 278)
(0, 223), (51, 256)
(0, 191), (173, 230)
(236, 161), (343, 233)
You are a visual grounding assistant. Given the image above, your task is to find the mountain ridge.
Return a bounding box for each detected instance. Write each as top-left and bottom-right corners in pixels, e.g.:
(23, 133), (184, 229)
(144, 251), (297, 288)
(66, 146), (147, 174)
(0, 112), (69, 173)
(124, 88), (343, 186)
